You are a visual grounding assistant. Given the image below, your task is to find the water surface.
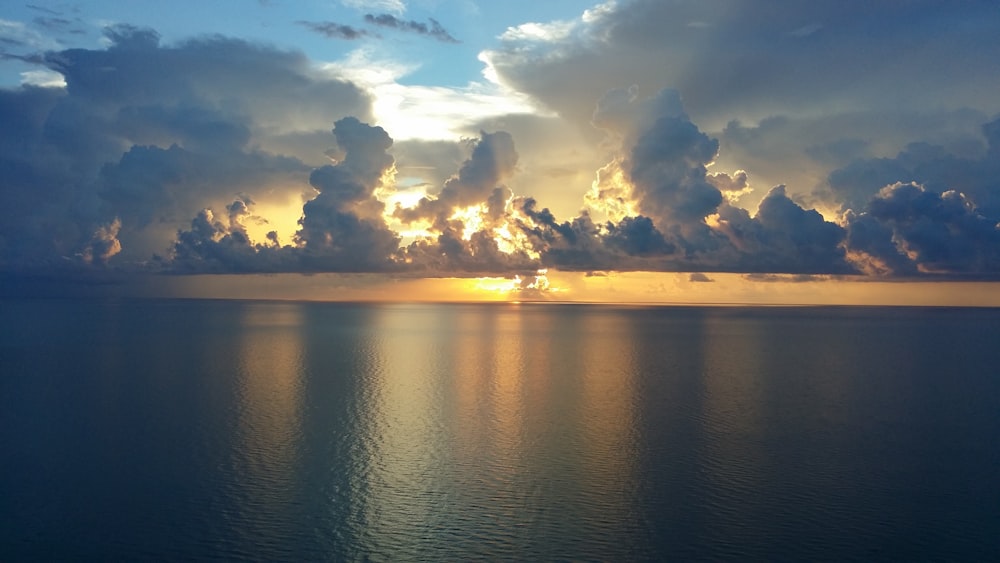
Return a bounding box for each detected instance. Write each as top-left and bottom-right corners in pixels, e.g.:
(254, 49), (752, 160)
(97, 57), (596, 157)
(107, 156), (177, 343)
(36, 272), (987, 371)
(2, 299), (999, 560)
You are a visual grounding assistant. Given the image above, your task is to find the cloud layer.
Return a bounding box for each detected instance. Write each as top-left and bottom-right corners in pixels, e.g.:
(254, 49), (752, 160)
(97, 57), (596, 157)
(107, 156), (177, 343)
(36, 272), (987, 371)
(3, 1), (1000, 284)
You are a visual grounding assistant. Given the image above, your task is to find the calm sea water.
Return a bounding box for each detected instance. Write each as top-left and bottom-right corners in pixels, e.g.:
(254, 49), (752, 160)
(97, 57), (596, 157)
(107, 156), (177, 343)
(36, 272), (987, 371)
(2, 299), (999, 560)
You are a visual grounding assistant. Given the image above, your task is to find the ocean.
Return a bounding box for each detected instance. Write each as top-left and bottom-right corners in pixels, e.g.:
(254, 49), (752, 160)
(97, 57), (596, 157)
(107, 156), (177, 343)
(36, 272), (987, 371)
(2, 299), (999, 560)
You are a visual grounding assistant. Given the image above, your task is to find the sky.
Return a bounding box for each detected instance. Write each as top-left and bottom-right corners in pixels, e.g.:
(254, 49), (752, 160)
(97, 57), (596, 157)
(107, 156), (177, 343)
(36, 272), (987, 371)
(2, 0), (1000, 305)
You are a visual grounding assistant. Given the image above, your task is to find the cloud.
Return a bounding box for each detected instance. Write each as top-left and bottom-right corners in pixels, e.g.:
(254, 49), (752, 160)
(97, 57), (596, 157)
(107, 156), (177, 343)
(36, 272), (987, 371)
(295, 117), (400, 266)
(846, 182), (1000, 275)
(0, 24), (371, 272)
(363, 14), (459, 43)
(713, 186), (853, 274)
(481, 0), (1000, 130)
(824, 116), (1000, 219)
(79, 218), (123, 266)
(587, 87), (724, 228)
(0, 18), (60, 51)
(716, 108), (990, 211)
(19, 69), (65, 87)
(171, 118), (402, 273)
(297, 21), (372, 41)
(509, 88), (859, 276)
(4, 8), (1000, 284)
(742, 273), (835, 283)
(396, 130), (519, 224)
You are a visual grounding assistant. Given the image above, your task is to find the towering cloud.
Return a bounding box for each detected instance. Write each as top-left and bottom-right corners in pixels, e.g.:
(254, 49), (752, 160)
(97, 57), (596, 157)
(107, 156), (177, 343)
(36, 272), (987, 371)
(587, 88), (724, 233)
(295, 118), (401, 271)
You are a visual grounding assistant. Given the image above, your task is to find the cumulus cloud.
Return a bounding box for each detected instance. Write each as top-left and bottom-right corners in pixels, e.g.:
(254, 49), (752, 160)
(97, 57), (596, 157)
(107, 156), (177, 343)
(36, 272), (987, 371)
(587, 87), (723, 228)
(0, 24), (371, 272)
(395, 130), (519, 224)
(824, 117), (1000, 218)
(294, 118), (401, 270)
(845, 183), (1000, 275)
(79, 218), (122, 266)
(713, 187), (853, 274)
(508, 88), (860, 275)
(171, 118), (402, 273)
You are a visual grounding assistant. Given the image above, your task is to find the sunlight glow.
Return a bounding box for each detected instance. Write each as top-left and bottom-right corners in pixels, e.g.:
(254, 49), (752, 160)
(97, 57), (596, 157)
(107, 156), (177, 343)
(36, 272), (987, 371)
(493, 222), (540, 259)
(471, 269), (563, 300)
(449, 205), (488, 240)
(474, 276), (521, 294)
(585, 160), (639, 222)
(322, 49), (540, 141)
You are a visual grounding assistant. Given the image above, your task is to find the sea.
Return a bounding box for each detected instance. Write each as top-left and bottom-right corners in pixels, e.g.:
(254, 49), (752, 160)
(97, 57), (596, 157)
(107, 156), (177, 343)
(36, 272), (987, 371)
(2, 298), (999, 561)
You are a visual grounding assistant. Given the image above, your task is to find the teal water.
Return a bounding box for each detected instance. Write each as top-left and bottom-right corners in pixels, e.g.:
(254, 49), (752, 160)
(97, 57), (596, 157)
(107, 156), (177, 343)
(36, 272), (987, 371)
(2, 299), (999, 560)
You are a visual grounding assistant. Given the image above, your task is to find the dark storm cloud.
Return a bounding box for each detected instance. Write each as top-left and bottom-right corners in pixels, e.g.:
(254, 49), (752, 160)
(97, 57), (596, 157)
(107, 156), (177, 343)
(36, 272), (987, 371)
(363, 14), (459, 43)
(0, 24), (372, 272)
(296, 20), (372, 41)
